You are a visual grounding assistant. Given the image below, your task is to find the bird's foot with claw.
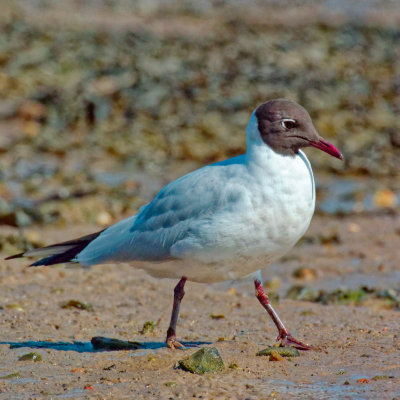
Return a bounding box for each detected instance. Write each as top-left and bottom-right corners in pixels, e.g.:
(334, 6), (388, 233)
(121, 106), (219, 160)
(277, 332), (312, 351)
(166, 334), (200, 349)
(166, 335), (186, 349)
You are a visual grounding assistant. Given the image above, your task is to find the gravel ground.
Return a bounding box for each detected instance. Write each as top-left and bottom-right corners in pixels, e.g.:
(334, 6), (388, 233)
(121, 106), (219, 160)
(1, 213), (399, 399)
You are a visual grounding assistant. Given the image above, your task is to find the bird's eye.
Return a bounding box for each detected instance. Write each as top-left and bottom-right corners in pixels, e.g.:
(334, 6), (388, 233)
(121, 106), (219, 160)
(281, 119), (297, 130)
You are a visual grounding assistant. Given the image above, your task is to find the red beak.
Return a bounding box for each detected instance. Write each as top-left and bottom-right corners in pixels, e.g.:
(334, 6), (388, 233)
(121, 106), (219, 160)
(309, 138), (343, 160)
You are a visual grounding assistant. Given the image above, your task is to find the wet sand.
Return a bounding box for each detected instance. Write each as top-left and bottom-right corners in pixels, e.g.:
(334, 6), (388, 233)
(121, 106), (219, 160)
(1, 213), (399, 399)
(1, 1), (400, 398)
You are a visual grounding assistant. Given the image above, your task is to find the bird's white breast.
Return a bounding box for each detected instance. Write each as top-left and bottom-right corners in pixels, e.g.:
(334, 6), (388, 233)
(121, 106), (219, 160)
(142, 148), (315, 283)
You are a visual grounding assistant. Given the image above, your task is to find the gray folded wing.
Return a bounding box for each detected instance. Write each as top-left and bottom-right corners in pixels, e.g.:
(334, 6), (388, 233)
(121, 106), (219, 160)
(77, 156), (247, 266)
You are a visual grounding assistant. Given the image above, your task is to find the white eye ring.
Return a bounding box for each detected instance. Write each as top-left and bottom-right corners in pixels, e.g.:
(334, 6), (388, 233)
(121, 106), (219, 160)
(281, 119), (296, 129)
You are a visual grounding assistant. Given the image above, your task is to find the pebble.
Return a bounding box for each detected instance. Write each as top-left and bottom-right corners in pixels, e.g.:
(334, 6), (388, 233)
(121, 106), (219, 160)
(178, 347), (224, 374)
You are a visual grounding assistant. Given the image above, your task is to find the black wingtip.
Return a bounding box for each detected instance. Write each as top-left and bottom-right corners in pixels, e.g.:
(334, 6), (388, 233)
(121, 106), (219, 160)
(4, 228), (105, 267)
(29, 257), (52, 267)
(5, 252), (25, 261)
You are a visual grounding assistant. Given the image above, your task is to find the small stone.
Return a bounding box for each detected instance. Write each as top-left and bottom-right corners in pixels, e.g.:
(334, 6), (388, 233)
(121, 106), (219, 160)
(18, 100), (46, 121)
(373, 189), (397, 208)
(300, 310), (316, 316)
(268, 292), (280, 304)
(18, 352), (42, 362)
(257, 346), (300, 357)
(96, 211), (112, 226)
(24, 231), (45, 248)
(336, 369), (346, 375)
(141, 321), (155, 335)
(164, 382), (177, 387)
(348, 223), (361, 233)
(210, 313), (225, 319)
(71, 368), (86, 373)
(22, 121), (41, 137)
(319, 229), (341, 244)
(178, 347), (224, 374)
(390, 130), (400, 147)
(61, 300), (93, 312)
(6, 304), (24, 312)
(293, 267), (317, 281)
(264, 277), (281, 291)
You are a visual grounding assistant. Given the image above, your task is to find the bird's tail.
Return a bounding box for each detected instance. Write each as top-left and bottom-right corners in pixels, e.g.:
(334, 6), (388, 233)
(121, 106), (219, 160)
(5, 229), (105, 267)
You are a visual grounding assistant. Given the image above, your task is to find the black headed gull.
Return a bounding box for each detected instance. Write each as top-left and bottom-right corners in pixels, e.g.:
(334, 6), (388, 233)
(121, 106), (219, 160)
(7, 99), (343, 350)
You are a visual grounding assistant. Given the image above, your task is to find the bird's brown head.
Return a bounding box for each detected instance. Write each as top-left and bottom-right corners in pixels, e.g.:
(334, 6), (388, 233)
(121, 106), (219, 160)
(255, 99), (343, 160)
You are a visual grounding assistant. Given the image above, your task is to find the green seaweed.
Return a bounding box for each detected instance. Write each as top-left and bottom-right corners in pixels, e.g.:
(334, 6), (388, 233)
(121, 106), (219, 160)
(91, 336), (142, 350)
(372, 375), (393, 380)
(257, 346), (300, 357)
(286, 286), (318, 302)
(285, 285), (400, 309)
(0, 372), (21, 379)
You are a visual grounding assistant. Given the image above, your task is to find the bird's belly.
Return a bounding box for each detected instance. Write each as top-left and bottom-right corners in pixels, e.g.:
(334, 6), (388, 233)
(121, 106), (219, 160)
(132, 255), (271, 283)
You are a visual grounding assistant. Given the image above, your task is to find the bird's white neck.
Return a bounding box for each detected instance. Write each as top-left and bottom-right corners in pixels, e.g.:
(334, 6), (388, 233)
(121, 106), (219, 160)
(245, 111), (297, 170)
(245, 110), (315, 205)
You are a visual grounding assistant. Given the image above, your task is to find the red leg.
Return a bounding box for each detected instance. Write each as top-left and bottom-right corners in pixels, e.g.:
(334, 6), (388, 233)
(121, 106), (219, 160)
(254, 279), (312, 350)
(166, 277), (187, 349)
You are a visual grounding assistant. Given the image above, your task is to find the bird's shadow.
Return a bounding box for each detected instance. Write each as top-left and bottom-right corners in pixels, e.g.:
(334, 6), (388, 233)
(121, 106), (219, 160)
(0, 337), (211, 353)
